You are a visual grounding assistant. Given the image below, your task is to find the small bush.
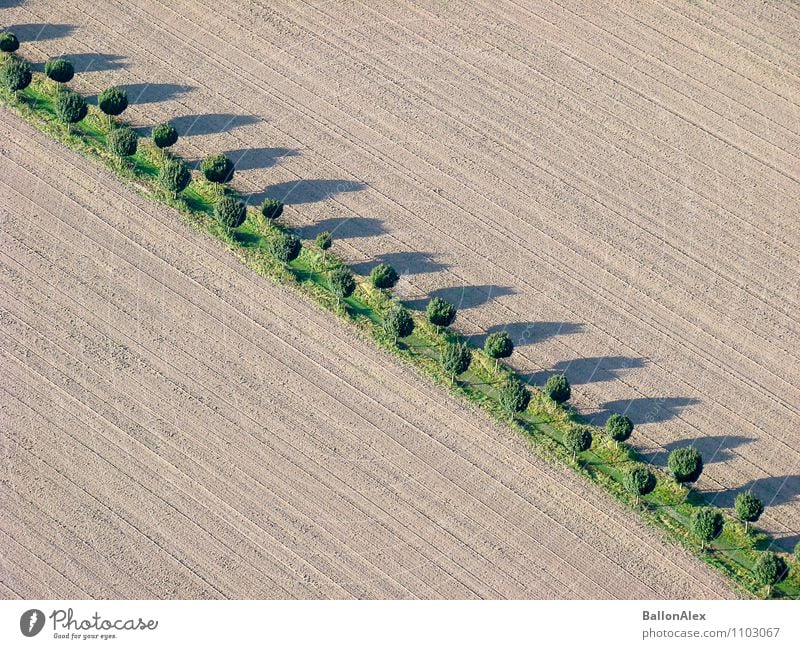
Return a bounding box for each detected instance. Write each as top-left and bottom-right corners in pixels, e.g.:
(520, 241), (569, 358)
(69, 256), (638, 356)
(794, 541), (800, 563)
(426, 296), (456, 329)
(260, 198), (283, 220)
(214, 196), (247, 230)
(159, 158), (191, 197)
(0, 32), (20, 53)
(1, 57), (31, 94)
(97, 86), (128, 117)
(605, 413), (633, 443)
(370, 263), (399, 290)
(200, 154), (234, 184)
(484, 332), (513, 366)
(44, 58), (74, 83)
(107, 126), (138, 158)
(734, 492), (764, 531)
(152, 123), (178, 149)
(563, 425), (592, 460)
(544, 374), (571, 404)
(668, 447), (703, 484)
(497, 377), (530, 418)
(753, 552), (788, 594)
(315, 231), (332, 251)
(54, 88), (87, 126)
(692, 507), (723, 551)
(329, 267), (356, 303)
(623, 465), (656, 499)
(382, 306), (414, 343)
(441, 342), (471, 382)
(268, 232), (301, 264)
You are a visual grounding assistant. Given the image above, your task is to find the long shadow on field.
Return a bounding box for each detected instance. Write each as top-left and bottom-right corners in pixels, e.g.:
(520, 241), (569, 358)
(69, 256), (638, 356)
(408, 284), (516, 311)
(651, 434), (756, 467)
(770, 533), (800, 554)
(250, 179), (367, 207)
(519, 355), (647, 389)
(225, 147), (298, 171)
(468, 321), (584, 350)
(0, 1), (25, 9)
(596, 396), (700, 425)
(708, 475), (800, 510)
(296, 216), (387, 240)
(351, 251), (449, 276)
(170, 113), (262, 137)
(55, 52), (128, 73)
(4, 23), (75, 40)
(118, 82), (194, 105)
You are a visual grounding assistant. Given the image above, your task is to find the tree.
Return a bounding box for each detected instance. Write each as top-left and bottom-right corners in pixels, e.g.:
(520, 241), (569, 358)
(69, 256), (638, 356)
(440, 342), (471, 384)
(97, 86), (128, 122)
(605, 413), (634, 443)
(200, 153), (234, 184)
(753, 552), (788, 596)
(107, 126), (138, 159)
(484, 331), (513, 369)
(54, 88), (87, 130)
(497, 377), (530, 418)
(0, 32), (19, 53)
(159, 158), (191, 198)
(370, 263), (399, 290)
(692, 507), (723, 551)
(794, 541), (800, 563)
(623, 465), (656, 505)
(315, 231), (332, 252)
(214, 196), (247, 231)
(1, 57), (31, 97)
(268, 232), (301, 264)
(44, 58), (74, 84)
(734, 492), (764, 532)
(260, 198), (284, 220)
(329, 267), (356, 305)
(426, 296), (456, 331)
(563, 426), (592, 460)
(544, 374), (571, 404)
(382, 305), (414, 344)
(152, 123), (178, 149)
(668, 447), (703, 484)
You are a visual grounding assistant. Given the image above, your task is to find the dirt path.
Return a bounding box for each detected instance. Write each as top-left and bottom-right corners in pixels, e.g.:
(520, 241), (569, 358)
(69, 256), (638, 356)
(0, 112), (738, 598)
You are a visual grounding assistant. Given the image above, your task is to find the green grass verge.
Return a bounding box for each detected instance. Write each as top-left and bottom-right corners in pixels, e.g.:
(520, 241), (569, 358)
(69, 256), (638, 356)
(3, 69), (798, 599)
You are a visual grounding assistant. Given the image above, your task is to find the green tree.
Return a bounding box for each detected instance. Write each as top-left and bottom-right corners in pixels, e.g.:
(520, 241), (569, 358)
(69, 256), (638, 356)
(440, 342), (471, 384)
(268, 232), (301, 265)
(497, 377), (530, 418)
(260, 198), (284, 221)
(605, 413), (634, 443)
(484, 331), (513, 369)
(1, 57), (31, 97)
(314, 231), (332, 268)
(794, 541), (800, 563)
(97, 86), (128, 123)
(544, 374), (571, 404)
(152, 123), (178, 149)
(329, 267), (356, 305)
(382, 306), (414, 344)
(426, 296), (456, 332)
(692, 507), (723, 551)
(563, 426), (592, 460)
(668, 447), (703, 484)
(200, 153), (234, 184)
(734, 492), (764, 532)
(214, 196), (247, 231)
(107, 126), (138, 158)
(753, 552), (788, 596)
(159, 158), (191, 198)
(54, 88), (87, 130)
(44, 58), (74, 84)
(623, 465), (656, 505)
(370, 263), (399, 290)
(0, 32), (19, 53)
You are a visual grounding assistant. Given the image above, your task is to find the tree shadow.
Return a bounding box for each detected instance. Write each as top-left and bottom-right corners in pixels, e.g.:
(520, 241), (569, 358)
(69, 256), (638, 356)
(516, 355), (646, 390)
(119, 82), (194, 104)
(643, 434), (756, 467)
(707, 475), (800, 510)
(351, 251), (449, 276)
(4, 23), (75, 41)
(169, 113), (262, 136)
(295, 216), (387, 240)
(468, 321), (584, 349)
(767, 532), (800, 554)
(407, 285), (516, 311)
(596, 396), (701, 425)
(224, 147), (298, 171)
(251, 179), (367, 206)
(55, 52), (127, 73)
